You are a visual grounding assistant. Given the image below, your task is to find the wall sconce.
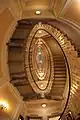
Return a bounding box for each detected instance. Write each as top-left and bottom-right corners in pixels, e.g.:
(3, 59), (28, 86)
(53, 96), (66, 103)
(0, 101), (9, 110)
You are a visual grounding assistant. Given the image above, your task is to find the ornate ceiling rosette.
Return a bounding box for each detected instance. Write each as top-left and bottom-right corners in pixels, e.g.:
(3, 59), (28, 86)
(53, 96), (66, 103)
(25, 23), (54, 96)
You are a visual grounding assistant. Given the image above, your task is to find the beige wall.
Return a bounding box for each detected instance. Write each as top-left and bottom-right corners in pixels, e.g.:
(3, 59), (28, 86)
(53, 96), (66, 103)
(0, 7), (23, 120)
(61, 0), (80, 26)
(0, 83), (21, 119)
(0, 8), (14, 47)
(0, 8), (14, 80)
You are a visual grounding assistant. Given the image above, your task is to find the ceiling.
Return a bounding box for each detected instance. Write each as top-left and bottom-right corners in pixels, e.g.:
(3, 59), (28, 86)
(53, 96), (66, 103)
(19, 0), (80, 26)
(0, 0), (80, 26)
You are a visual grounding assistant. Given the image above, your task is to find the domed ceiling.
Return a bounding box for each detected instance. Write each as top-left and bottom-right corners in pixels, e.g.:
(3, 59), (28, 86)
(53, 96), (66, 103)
(7, 20), (70, 118)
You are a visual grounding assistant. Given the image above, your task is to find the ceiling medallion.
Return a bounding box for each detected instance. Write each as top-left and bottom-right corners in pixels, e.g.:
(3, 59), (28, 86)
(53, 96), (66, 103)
(25, 23), (54, 96)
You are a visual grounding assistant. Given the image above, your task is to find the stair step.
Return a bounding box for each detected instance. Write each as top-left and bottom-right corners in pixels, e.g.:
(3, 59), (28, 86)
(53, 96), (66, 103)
(14, 83), (29, 86)
(8, 47), (24, 52)
(12, 29), (30, 39)
(11, 79), (27, 83)
(12, 76), (27, 80)
(54, 58), (65, 61)
(8, 60), (24, 63)
(54, 65), (66, 68)
(54, 67), (66, 70)
(54, 78), (66, 81)
(10, 71), (25, 75)
(54, 74), (66, 76)
(11, 38), (25, 44)
(50, 88), (64, 93)
(9, 63), (24, 73)
(54, 61), (65, 63)
(54, 71), (66, 73)
(8, 42), (24, 48)
(53, 82), (65, 85)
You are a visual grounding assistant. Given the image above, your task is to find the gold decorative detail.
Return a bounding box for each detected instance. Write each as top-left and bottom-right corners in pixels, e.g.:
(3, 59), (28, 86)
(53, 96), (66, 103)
(25, 23), (54, 95)
(25, 23), (70, 96)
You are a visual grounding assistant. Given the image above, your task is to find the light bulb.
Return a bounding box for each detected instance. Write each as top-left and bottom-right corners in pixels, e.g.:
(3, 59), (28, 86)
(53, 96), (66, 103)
(41, 103), (46, 108)
(35, 10), (41, 15)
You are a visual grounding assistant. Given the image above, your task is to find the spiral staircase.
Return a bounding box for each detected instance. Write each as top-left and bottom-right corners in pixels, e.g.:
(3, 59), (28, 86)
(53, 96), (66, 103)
(7, 20), (67, 102)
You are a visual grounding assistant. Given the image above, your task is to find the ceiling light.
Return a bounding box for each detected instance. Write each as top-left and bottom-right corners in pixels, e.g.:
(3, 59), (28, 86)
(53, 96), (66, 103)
(69, 111), (72, 115)
(0, 101), (9, 110)
(41, 103), (46, 108)
(40, 84), (44, 88)
(36, 10), (41, 15)
(38, 30), (42, 34)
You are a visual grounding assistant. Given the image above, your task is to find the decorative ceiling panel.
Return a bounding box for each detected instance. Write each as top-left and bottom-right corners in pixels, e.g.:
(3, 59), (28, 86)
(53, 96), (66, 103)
(62, 0), (80, 25)
(54, 0), (67, 16)
(24, 0), (50, 10)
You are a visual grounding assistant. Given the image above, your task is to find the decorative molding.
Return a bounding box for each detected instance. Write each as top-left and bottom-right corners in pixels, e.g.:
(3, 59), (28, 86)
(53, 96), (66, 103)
(0, 81), (9, 89)
(12, 100), (24, 120)
(8, 82), (23, 101)
(1, 19), (17, 85)
(0, 0), (9, 15)
(0, 81), (23, 102)
(59, 17), (80, 30)
(8, 0), (23, 20)
(60, 0), (73, 16)
(0, 7), (6, 16)
(0, 16), (22, 104)
(25, 23), (54, 95)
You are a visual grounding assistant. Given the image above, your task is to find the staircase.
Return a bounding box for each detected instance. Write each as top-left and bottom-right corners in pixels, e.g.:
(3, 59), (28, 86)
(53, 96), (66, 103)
(50, 54), (66, 100)
(8, 20), (67, 101)
(8, 20), (37, 100)
(43, 35), (67, 100)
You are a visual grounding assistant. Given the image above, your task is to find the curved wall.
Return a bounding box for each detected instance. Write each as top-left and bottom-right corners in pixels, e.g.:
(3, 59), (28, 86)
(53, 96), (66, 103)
(0, 7), (24, 120)
(0, 3), (80, 119)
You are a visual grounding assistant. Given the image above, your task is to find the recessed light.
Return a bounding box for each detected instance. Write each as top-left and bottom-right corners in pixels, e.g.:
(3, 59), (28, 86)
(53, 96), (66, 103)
(69, 111), (72, 115)
(40, 84), (44, 88)
(38, 30), (42, 34)
(41, 103), (46, 108)
(36, 10), (41, 15)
